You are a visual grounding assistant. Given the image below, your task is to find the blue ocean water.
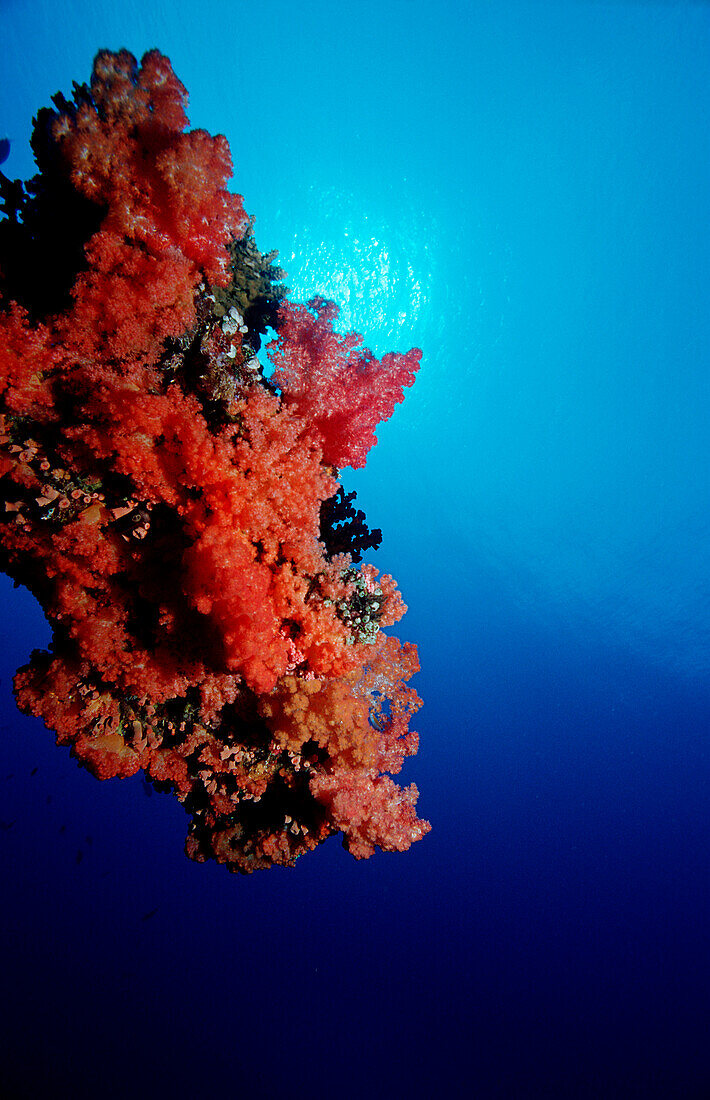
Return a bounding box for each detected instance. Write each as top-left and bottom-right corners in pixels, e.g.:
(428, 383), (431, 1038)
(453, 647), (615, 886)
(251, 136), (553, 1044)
(1, 1), (708, 1096)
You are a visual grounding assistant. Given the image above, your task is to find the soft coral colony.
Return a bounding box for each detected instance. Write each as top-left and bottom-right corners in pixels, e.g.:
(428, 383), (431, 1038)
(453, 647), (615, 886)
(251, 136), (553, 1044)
(0, 49), (430, 872)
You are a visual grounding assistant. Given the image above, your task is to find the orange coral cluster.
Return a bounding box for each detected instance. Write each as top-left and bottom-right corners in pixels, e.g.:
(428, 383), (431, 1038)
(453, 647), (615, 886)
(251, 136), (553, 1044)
(0, 49), (429, 872)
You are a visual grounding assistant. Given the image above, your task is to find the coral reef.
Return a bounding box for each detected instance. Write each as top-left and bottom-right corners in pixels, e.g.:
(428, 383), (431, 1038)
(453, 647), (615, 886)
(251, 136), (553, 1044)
(0, 49), (429, 872)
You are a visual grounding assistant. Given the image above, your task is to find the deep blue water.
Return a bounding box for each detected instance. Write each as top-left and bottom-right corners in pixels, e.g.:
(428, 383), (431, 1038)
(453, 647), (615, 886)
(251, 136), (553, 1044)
(1, 2), (709, 1097)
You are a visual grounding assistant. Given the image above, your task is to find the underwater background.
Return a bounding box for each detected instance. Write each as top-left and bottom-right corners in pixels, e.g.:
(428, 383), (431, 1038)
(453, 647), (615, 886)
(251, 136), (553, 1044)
(1, 1), (708, 1096)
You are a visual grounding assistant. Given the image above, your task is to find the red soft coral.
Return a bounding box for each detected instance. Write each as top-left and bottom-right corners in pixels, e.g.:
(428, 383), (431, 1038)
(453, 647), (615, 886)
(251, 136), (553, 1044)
(52, 49), (247, 366)
(0, 49), (428, 873)
(309, 770), (430, 859)
(0, 304), (57, 418)
(269, 297), (421, 469)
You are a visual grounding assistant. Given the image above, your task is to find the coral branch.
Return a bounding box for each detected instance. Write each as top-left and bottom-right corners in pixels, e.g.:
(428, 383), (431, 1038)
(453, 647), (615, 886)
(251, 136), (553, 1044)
(269, 297), (421, 469)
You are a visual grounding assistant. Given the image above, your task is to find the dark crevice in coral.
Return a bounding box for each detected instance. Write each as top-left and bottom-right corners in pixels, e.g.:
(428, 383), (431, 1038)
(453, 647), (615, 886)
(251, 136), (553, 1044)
(211, 219), (289, 351)
(0, 100), (106, 318)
